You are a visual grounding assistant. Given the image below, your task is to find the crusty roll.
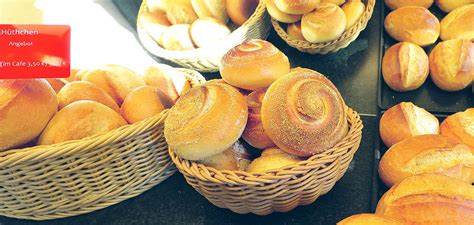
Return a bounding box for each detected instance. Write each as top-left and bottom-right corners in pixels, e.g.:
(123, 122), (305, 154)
(376, 174), (474, 225)
(120, 86), (173, 124)
(382, 42), (429, 92)
(380, 102), (439, 148)
(165, 0), (199, 25)
(440, 4), (474, 41)
(164, 83), (248, 160)
(220, 39), (290, 90)
(384, 6), (440, 47)
(143, 64), (180, 102)
(429, 39), (474, 91)
(261, 68), (348, 156)
(226, 0), (260, 26)
(301, 3), (347, 43)
(161, 24), (196, 50)
(38, 100), (127, 145)
(379, 134), (474, 187)
(45, 78), (67, 93)
(191, 0), (228, 22)
(242, 88), (276, 149)
(190, 17), (231, 48)
(274, 0), (320, 14)
(337, 214), (404, 225)
(57, 81), (120, 112)
(287, 22), (305, 40)
(435, 0), (474, 13)
(267, 0), (303, 23)
(82, 65), (145, 105)
(321, 0), (345, 6)
(384, 0), (434, 10)
(440, 108), (474, 149)
(199, 141), (252, 170)
(246, 147), (303, 172)
(0, 79), (58, 151)
(342, 0), (365, 30)
(139, 9), (171, 46)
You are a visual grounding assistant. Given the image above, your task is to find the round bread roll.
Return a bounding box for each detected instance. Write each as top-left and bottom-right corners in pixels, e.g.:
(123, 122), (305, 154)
(0, 79), (58, 151)
(45, 78), (67, 93)
(435, 0), (474, 12)
(226, 0), (260, 26)
(165, 0), (198, 25)
(261, 68), (348, 156)
(246, 147), (302, 172)
(380, 102), (439, 147)
(337, 214), (404, 225)
(287, 22), (305, 40)
(274, 0), (320, 14)
(161, 24), (196, 50)
(199, 141), (252, 170)
(143, 64), (180, 102)
(82, 65), (145, 105)
(440, 4), (474, 41)
(384, 6), (440, 47)
(191, 0), (228, 22)
(321, 0), (345, 6)
(267, 0), (303, 23)
(382, 42), (429, 92)
(429, 39), (473, 92)
(139, 9), (171, 46)
(242, 88), (276, 149)
(190, 17), (231, 48)
(342, 0), (365, 30)
(120, 86), (173, 124)
(57, 81), (120, 112)
(440, 108), (474, 149)
(38, 100), (127, 145)
(384, 0), (434, 10)
(220, 39), (290, 90)
(301, 3), (347, 43)
(164, 83), (248, 160)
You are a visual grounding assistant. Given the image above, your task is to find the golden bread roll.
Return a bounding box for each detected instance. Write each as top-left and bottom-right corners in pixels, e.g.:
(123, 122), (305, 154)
(139, 9), (171, 46)
(440, 4), (474, 41)
(161, 24), (196, 50)
(38, 100), (127, 145)
(164, 83), (248, 160)
(342, 0), (365, 30)
(57, 81), (120, 112)
(191, 0), (228, 22)
(261, 68), (348, 156)
(199, 141), (252, 170)
(226, 0), (260, 26)
(337, 214), (404, 225)
(74, 69), (90, 81)
(376, 174), (474, 225)
(301, 3), (347, 43)
(120, 86), (173, 124)
(382, 42), (429, 92)
(220, 39), (290, 90)
(165, 0), (198, 24)
(287, 22), (305, 40)
(66, 68), (80, 82)
(429, 39), (474, 91)
(384, 0), (434, 10)
(321, 0), (345, 6)
(440, 108), (474, 149)
(435, 0), (474, 12)
(267, 0), (303, 23)
(190, 17), (231, 48)
(379, 134), (473, 187)
(246, 147), (302, 172)
(379, 102), (439, 147)
(143, 64), (180, 102)
(384, 6), (440, 47)
(82, 65), (145, 105)
(242, 88), (276, 149)
(206, 79), (251, 96)
(0, 79), (58, 151)
(274, 0), (320, 14)
(45, 78), (67, 93)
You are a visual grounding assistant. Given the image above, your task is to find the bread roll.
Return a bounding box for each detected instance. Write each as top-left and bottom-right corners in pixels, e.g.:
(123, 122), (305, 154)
(143, 64), (180, 102)
(287, 22), (305, 40)
(246, 147), (302, 172)
(435, 0), (474, 12)
(45, 78), (67, 93)
(190, 17), (230, 48)
(139, 9), (171, 46)
(440, 4), (474, 41)
(301, 3), (347, 43)
(342, 0), (365, 30)
(74, 69), (90, 81)
(267, 0), (303, 23)
(164, 83), (248, 160)
(191, 0), (228, 22)
(382, 42), (429, 92)
(226, 0), (260, 26)
(199, 141), (252, 170)
(274, 0), (320, 14)
(66, 68), (80, 82)
(206, 79), (251, 95)
(376, 174), (474, 225)
(321, 0), (345, 6)
(57, 81), (120, 112)
(440, 108), (474, 149)
(384, 0), (434, 10)
(165, 0), (198, 24)
(429, 39), (474, 91)
(220, 39), (290, 90)
(38, 100), (127, 145)
(337, 214), (404, 225)
(82, 65), (145, 105)
(0, 79), (58, 151)
(380, 102), (439, 147)
(161, 24), (196, 50)
(120, 86), (173, 124)
(261, 68), (348, 156)
(384, 6), (440, 47)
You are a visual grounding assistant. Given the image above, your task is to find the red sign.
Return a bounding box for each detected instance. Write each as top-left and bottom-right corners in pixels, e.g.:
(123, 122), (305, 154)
(0, 24), (70, 79)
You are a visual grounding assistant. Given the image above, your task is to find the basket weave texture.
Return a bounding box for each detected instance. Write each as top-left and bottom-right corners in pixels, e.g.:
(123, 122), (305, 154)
(272, 0), (375, 54)
(170, 107), (363, 215)
(0, 69), (206, 220)
(137, 0), (271, 72)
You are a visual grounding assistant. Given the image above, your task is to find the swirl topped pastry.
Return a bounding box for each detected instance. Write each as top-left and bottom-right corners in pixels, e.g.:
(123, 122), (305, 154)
(164, 82), (248, 160)
(261, 68), (348, 156)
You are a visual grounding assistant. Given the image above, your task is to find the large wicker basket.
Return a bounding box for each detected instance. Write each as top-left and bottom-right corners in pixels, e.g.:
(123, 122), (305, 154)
(170, 107), (363, 215)
(272, 0), (375, 54)
(137, 0), (271, 72)
(0, 69), (206, 220)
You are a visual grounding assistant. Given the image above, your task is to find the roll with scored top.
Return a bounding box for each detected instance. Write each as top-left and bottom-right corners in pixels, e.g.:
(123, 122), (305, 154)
(440, 108), (474, 149)
(440, 4), (474, 41)
(57, 81), (120, 112)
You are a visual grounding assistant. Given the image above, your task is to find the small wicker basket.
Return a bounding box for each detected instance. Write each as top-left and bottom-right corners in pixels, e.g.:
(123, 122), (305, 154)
(170, 107), (363, 215)
(137, 0), (271, 72)
(0, 69), (206, 220)
(272, 0), (375, 54)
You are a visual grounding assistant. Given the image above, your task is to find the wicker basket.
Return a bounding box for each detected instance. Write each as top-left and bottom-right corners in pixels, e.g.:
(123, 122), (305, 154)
(272, 0), (375, 54)
(170, 107), (363, 215)
(0, 69), (206, 220)
(137, 0), (271, 72)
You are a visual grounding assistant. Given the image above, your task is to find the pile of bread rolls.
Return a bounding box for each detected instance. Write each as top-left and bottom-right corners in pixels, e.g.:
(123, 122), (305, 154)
(267, 0), (367, 43)
(165, 39), (350, 172)
(0, 64), (190, 151)
(138, 0), (260, 50)
(382, 1), (473, 92)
